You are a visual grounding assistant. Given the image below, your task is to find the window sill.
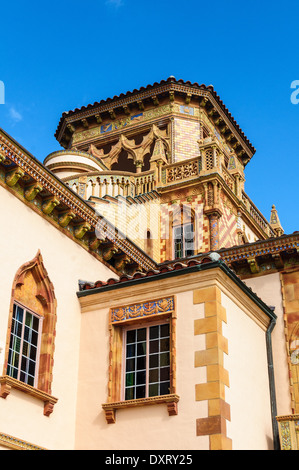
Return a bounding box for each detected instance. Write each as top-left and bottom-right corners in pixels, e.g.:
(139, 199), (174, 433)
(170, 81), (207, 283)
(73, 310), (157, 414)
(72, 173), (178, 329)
(102, 393), (180, 424)
(0, 375), (58, 417)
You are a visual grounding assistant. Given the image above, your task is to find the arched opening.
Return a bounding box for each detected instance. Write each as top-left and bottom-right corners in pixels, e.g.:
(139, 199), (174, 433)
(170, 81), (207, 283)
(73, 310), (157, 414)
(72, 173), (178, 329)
(111, 150), (136, 173)
(4, 251), (57, 395)
(145, 230), (154, 258)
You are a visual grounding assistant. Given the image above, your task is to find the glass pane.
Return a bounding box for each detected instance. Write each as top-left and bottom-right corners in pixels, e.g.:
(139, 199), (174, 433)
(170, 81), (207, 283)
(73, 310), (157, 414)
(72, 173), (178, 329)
(160, 381), (170, 395)
(149, 383), (159, 397)
(160, 337), (169, 352)
(160, 367), (170, 382)
(27, 375), (34, 387)
(22, 341), (29, 357)
(136, 385), (146, 399)
(137, 356), (146, 370)
(13, 337), (21, 353)
(126, 372), (135, 387)
(28, 360), (36, 376)
(31, 330), (38, 347)
(25, 312), (32, 327)
(24, 326), (30, 342)
(136, 371), (146, 385)
(160, 324), (169, 338)
(33, 316), (39, 332)
(30, 345), (37, 361)
(149, 325), (159, 339)
(126, 358), (135, 372)
(149, 340), (159, 354)
(137, 328), (146, 342)
(126, 344), (135, 358)
(125, 388), (134, 400)
(149, 354), (159, 368)
(126, 330), (136, 344)
(160, 352), (170, 366)
(16, 306), (23, 322)
(137, 342), (146, 356)
(149, 368), (159, 383)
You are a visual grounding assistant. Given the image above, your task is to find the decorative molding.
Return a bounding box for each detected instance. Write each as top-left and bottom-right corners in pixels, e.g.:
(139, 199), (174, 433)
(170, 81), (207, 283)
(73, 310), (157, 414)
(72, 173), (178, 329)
(102, 394), (180, 424)
(0, 130), (156, 274)
(0, 431), (46, 450)
(0, 375), (58, 417)
(110, 296), (175, 323)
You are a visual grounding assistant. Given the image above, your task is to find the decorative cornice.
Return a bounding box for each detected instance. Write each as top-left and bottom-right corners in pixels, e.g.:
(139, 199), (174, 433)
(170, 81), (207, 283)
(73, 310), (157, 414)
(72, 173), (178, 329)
(0, 128), (156, 275)
(0, 431), (46, 450)
(102, 394), (180, 424)
(55, 77), (255, 163)
(0, 375), (58, 417)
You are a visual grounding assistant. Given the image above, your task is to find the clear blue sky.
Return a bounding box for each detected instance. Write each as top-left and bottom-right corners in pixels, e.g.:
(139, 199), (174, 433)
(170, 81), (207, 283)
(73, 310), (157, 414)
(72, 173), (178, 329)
(0, 0), (298, 234)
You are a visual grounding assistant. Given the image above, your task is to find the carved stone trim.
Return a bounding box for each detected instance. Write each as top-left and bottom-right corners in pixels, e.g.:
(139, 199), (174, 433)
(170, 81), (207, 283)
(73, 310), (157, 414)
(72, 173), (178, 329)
(0, 431), (46, 450)
(0, 375), (58, 417)
(110, 296), (175, 324)
(102, 394), (180, 424)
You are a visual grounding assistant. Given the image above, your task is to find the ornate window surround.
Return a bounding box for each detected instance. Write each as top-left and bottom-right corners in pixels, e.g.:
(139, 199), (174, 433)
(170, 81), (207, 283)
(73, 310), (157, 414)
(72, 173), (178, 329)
(0, 251), (58, 416)
(102, 295), (179, 424)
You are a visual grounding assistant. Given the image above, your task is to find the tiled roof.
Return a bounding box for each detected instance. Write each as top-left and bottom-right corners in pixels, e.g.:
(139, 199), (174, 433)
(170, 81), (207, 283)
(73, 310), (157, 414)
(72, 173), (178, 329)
(78, 254), (219, 292)
(55, 76), (255, 154)
(76, 252), (277, 322)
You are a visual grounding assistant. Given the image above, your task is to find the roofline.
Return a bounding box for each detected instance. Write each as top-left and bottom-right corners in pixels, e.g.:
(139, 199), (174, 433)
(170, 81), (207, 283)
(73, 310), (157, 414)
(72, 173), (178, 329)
(54, 77), (255, 156)
(0, 127), (156, 272)
(76, 258), (277, 323)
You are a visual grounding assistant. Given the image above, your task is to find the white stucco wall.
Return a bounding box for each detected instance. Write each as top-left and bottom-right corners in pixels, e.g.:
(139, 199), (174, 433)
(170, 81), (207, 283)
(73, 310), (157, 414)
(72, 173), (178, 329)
(222, 292), (273, 450)
(0, 184), (115, 450)
(242, 273), (291, 416)
(75, 290), (209, 450)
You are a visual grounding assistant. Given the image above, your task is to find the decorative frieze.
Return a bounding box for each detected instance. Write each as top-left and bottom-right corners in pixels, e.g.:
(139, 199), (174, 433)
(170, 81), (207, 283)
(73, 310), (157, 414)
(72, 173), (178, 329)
(110, 296), (175, 324)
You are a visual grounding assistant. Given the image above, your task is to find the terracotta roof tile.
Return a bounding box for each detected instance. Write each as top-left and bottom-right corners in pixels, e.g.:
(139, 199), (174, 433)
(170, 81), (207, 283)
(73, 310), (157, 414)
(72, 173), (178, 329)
(54, 76), (255, 154)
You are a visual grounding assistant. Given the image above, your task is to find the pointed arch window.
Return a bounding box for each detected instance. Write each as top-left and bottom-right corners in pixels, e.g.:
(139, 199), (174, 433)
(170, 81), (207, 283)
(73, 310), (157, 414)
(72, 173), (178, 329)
(7, 302), (42, 387)
(0, 251), (58, 416)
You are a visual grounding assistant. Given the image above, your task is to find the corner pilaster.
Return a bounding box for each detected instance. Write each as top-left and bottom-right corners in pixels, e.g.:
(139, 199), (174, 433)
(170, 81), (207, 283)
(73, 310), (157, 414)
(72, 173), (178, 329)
(193, 286), (232, 450)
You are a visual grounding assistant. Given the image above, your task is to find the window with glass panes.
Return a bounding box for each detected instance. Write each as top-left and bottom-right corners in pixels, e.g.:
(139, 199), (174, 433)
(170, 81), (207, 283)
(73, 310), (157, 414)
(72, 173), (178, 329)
(7, 303), (41, 387)
(173, 223), (194, 258)
(124, 323), (170, 400)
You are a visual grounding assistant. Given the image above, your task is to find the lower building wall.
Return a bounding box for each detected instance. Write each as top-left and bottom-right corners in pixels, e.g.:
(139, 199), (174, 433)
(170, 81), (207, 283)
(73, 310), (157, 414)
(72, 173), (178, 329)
(222, 293), (273, 449)
(76, 271), (274, 450)
(0, 185), (115, 450)
(243, 273), (292, 416)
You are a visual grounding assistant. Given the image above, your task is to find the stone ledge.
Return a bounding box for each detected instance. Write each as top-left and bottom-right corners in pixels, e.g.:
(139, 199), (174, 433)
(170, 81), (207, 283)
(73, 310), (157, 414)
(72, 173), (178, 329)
(0, 375), (58, 417)
(102, 394), (180, 424)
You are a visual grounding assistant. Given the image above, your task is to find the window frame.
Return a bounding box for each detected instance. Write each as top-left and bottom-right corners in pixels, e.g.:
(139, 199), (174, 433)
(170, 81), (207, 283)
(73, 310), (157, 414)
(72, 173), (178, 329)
(103, 296), (179, 423)
(173, 222), (195, 259)
(122, 320), (171, 402)
(7, 301), (43, 388)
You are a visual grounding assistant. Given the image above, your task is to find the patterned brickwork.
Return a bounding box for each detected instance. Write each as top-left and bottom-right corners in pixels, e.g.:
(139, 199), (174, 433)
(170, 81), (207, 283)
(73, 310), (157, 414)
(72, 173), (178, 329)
(173, 117), (200, 163)
(218, 194), (238, 249)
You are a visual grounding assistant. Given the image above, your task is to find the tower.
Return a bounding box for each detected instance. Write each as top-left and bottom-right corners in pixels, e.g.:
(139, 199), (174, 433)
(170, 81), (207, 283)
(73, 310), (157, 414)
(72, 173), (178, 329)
(45, 77), (282, 266)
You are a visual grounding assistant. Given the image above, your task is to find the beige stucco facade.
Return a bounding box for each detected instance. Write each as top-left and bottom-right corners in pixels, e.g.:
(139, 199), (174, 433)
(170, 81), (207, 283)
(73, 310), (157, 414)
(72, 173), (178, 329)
(0, 184), (116, 450)
(76, 265), (276, 450)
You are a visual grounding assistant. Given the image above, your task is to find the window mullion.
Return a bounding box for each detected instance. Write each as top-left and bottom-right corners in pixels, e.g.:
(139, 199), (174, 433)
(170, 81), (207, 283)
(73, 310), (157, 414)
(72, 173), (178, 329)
(146, 326), (149, 398)
(17, 311), (26, 382)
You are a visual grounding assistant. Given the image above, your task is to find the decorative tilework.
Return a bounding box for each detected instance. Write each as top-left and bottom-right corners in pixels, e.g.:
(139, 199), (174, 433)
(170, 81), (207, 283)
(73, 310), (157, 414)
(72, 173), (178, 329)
(111, 297), (175, 323)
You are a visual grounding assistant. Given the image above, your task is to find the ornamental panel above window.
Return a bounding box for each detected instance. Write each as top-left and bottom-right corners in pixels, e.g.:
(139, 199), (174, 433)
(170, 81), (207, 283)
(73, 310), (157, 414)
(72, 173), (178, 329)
(102, 296), (179, 424)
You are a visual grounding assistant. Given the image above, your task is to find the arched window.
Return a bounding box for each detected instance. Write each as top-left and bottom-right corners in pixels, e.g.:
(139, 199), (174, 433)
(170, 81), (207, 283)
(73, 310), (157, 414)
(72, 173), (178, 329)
(146, 229), (154, 258)
(172, 206), (195, 259)
(4, 251), (57, 398)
